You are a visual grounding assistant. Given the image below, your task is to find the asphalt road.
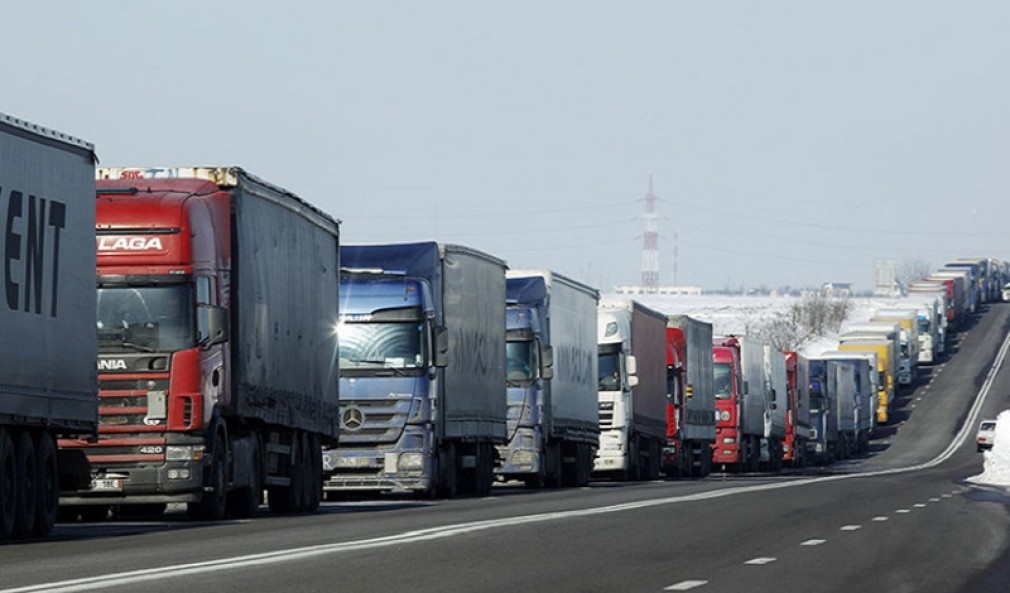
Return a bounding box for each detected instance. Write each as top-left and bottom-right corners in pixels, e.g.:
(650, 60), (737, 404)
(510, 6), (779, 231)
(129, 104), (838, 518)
(3, 305), (1009, 593)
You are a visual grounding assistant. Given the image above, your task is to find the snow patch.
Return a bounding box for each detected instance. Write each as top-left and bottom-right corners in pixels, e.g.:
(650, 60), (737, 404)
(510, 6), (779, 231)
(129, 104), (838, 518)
(968, 410), (1010, 488)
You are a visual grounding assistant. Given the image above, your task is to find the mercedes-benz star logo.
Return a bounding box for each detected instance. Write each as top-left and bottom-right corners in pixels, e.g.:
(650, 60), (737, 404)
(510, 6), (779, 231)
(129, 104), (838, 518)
(341, 406), (365, 431)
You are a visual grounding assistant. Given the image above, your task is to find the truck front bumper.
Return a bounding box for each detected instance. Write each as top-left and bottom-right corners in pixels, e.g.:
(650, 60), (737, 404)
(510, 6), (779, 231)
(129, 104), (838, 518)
(322, 448), (432, 494)
(495, 427), (541, 479)
(60, 459), (205, 506)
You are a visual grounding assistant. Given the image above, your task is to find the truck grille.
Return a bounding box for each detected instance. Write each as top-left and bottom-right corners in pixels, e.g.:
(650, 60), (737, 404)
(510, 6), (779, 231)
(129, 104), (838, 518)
(598, 409), (614, 430)
(337, 398), (412, 445)
(73, 374), (172, 464)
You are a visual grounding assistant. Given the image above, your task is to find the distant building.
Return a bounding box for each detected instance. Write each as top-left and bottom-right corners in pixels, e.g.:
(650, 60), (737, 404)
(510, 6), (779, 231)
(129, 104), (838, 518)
(873, 259), (900, 297)
(614, 285), (704, 296)
(821, 282), (852, 297)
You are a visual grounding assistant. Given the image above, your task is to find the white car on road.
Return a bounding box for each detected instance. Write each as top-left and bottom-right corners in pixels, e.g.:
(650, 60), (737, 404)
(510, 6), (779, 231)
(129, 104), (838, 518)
(977, 420), (997, 452)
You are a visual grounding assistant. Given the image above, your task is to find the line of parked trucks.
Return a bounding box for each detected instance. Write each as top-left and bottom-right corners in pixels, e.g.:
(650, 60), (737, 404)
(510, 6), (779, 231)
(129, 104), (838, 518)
(2, 111), (1006, 541)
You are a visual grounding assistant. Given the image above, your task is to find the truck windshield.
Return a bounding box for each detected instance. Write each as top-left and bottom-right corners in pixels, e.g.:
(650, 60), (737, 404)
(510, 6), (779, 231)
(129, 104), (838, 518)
(97, 285), (196, 353)
(506, 340), (535, 383)
(339, 322), (424, 371)
(713, 363), (733, 400)
(598, 351), (621, 391)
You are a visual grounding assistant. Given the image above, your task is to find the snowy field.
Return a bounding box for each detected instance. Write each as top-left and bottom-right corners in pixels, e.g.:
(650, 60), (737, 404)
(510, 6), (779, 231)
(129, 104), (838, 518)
(626, 293), (934, 357)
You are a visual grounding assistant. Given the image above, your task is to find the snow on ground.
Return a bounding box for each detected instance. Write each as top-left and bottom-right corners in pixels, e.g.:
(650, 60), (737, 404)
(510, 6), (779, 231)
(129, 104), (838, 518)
(968, 410), (1010, 489)
(623, 293), (924, 357)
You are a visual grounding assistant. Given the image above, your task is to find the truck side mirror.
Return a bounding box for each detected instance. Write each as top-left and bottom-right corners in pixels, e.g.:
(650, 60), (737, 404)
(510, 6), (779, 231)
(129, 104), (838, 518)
(540, 344), (554, 380)
(432, 326), (449, 368)
(627, 376), (639, 388)
(201, 306), (229, 347)
(626, 354), (637, 376)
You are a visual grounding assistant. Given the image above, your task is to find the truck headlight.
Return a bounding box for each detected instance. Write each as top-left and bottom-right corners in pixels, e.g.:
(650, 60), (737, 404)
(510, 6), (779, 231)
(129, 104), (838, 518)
(722, 437), (736, 444)
(166, 445), (205, 461)
(397, 452), (425, 471)
(511, 450), (536, 465)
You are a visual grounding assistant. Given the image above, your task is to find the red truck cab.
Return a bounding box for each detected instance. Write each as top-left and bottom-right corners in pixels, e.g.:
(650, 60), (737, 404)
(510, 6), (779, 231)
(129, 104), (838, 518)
(60, 167), (341, 521)
(711, 338), (740, 466)
(59, 178), (230, 517)
(783, 352), (800, 465)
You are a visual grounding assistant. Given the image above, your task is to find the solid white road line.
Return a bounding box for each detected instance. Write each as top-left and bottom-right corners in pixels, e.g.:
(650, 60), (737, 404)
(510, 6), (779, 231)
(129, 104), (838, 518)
(664, 580), (709, 591)
(744, 558), (777, 566)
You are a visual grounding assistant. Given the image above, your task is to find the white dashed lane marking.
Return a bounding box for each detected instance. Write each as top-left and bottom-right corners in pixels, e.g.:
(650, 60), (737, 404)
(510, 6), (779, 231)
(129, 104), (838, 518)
(744, 558), (777, 566)
(929, 498), (941, 502)
(896, 509), (911, 514)
(914, 504), (927, 508)
(800, 539), (826, 546)
(840, 525), (862, 531)
(664, 581), (708, 591)
(872, 516), (889, 522)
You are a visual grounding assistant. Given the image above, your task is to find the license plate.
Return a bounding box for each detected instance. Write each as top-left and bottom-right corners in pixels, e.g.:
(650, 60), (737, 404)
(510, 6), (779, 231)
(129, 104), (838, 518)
(90, 478), (123, 492)
(332, 457), (372, 469)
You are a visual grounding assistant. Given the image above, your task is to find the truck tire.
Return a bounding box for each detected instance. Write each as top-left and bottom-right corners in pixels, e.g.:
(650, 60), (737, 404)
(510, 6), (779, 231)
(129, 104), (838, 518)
(560, 443), (579, 487)
(189, 434), (227, 521)
(33, 432), (58, 537)
(268, 432), (305, 514)
(227, 442), (261, 519)
(578, 444), (594, 487)
(645, 438), (661, 480)
(544, 443), (562, 489)
(301, 433), (321, 512)
(623, 438), (639, 482)
(436, 443), (458, 499)
(478, 443), (495, 497)
(0, 428), (15, 540)
(13, 430), (38, 538)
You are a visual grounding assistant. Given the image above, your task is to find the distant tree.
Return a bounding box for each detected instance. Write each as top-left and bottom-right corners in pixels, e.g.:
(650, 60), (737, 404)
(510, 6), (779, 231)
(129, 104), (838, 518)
(746, 292), (853, 352)
(896, 258), (933, 295)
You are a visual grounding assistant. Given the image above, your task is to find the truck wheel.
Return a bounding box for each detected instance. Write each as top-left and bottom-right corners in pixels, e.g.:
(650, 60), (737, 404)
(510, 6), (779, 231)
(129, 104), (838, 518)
(544, 443), (562, 489)
(228, 443), (262, 519)
(268, 432), (305, 514)
(13, 430), (38, 538)
(645, 439), (661, 480)
(302, 433), (321, 512)
(580, 444), (595, 486)
(477, 443), (494, 497)
(436, 444), (458, 498)
(189, 434), (227, 521)
(33, 432), (58, 537)
(624, 439), (639, 481)
(0, 428), (15, 540)
(561, 443), (581, 488)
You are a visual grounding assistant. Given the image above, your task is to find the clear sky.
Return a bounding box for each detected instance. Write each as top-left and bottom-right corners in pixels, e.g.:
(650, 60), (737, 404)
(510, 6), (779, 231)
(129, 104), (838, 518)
(4, 1), (1009, 291)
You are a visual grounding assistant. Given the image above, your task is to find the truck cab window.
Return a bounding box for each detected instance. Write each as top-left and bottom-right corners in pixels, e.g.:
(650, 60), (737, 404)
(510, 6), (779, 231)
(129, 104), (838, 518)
(196, 277), (212, 343)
